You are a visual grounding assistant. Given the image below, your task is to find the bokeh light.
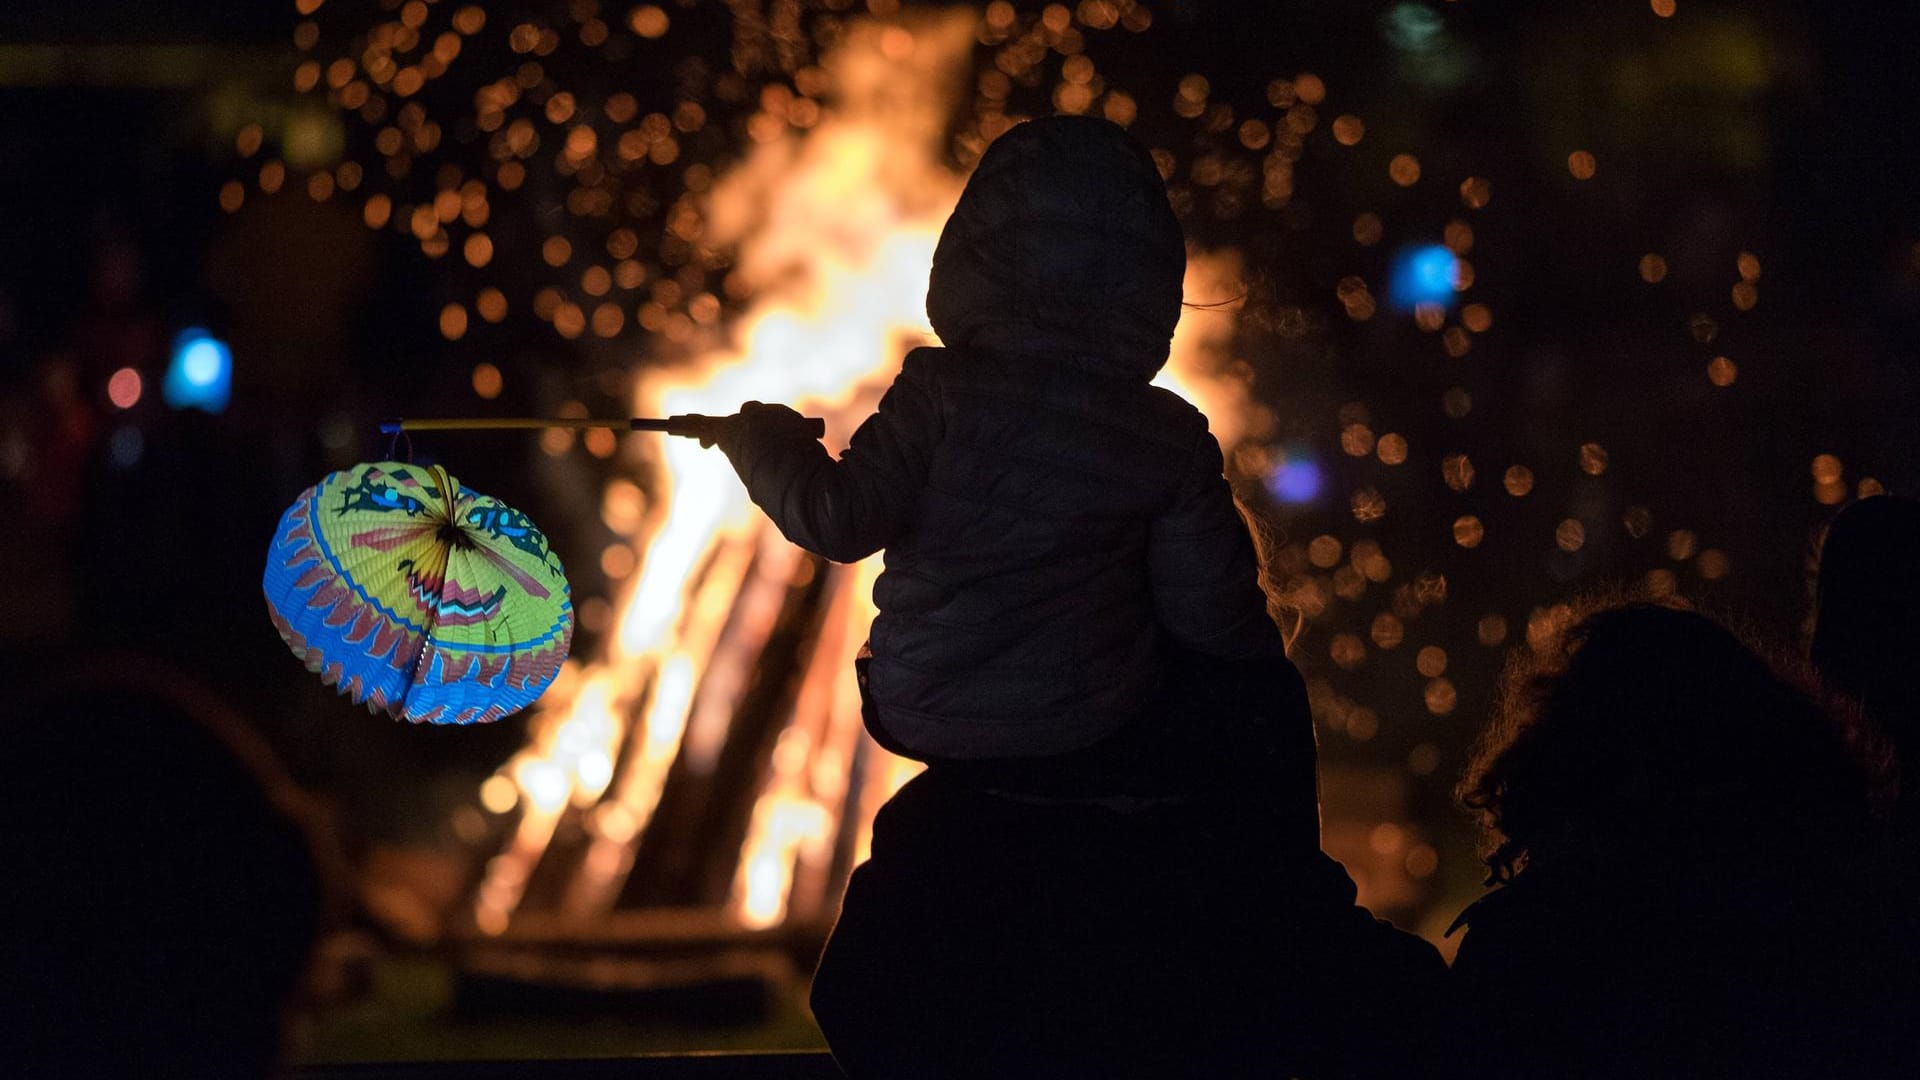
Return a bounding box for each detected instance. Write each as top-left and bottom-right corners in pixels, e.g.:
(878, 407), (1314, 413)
(1268, 449), (1325, 504)
(161, 329), (232, 414)
(106, 368), (143, 410)
(1389, 244), (1460, 310)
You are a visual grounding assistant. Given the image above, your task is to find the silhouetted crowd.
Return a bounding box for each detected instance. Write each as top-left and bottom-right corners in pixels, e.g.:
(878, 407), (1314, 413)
(10, 500), (1915, 1078)
(6, 110), (1918, 1079)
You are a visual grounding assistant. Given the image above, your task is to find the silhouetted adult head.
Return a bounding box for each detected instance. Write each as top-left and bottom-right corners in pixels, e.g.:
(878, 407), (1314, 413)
(1812, 495), (1920, 805)
(926, 115), (1186, 377)
(1460, 601), (1874, 883)
(1, 657), (328, 1078)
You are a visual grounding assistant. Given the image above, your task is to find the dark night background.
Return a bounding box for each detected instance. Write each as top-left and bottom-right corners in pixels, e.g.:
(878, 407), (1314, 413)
(2, 0), (1916, 1061)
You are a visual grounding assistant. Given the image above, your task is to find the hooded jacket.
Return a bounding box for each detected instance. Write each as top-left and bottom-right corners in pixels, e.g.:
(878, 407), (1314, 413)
(723, 116), (1284, 760)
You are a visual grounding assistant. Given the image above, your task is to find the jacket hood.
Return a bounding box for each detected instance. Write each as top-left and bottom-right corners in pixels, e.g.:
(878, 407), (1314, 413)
(926, 116), (1187, 380)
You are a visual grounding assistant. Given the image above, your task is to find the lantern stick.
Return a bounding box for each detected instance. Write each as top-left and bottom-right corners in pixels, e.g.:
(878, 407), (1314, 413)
(378, 415), (826, 438)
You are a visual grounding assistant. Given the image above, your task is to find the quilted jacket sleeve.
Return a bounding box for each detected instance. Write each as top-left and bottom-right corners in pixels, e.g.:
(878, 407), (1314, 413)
(722, 354), (941, 564)
(1148, 428), (1287, 659)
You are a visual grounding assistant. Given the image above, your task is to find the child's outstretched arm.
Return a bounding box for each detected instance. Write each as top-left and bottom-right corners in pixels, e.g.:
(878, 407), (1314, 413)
(1148, 428), (1287, 660)
(710, 362), (939, 564)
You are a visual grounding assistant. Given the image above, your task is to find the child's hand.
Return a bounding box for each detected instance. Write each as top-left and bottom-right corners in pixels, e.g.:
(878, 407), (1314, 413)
(692, 414), (739, 450)
(704, 401), (817, 453)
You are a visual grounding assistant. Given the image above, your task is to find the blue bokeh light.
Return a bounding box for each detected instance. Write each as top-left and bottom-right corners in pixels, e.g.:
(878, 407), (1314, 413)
(1389, 244), (1460, 311)
(163, 328), (232, 413)
(1267, 450), (1324, 505)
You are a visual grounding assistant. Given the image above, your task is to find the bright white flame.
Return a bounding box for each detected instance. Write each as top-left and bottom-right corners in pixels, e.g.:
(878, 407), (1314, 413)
(734, 791), (833, 929)
(516, 759), (570, 813)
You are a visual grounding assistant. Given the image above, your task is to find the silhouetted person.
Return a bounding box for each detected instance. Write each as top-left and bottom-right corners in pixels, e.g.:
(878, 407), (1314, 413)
(1809, 495), (1920, 1071)
(1812, 494), (1920, 822)
(1, 658), (329, 1079)
(708, 115), (1441, 1075)
(1450, 601), (1882, 1077)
